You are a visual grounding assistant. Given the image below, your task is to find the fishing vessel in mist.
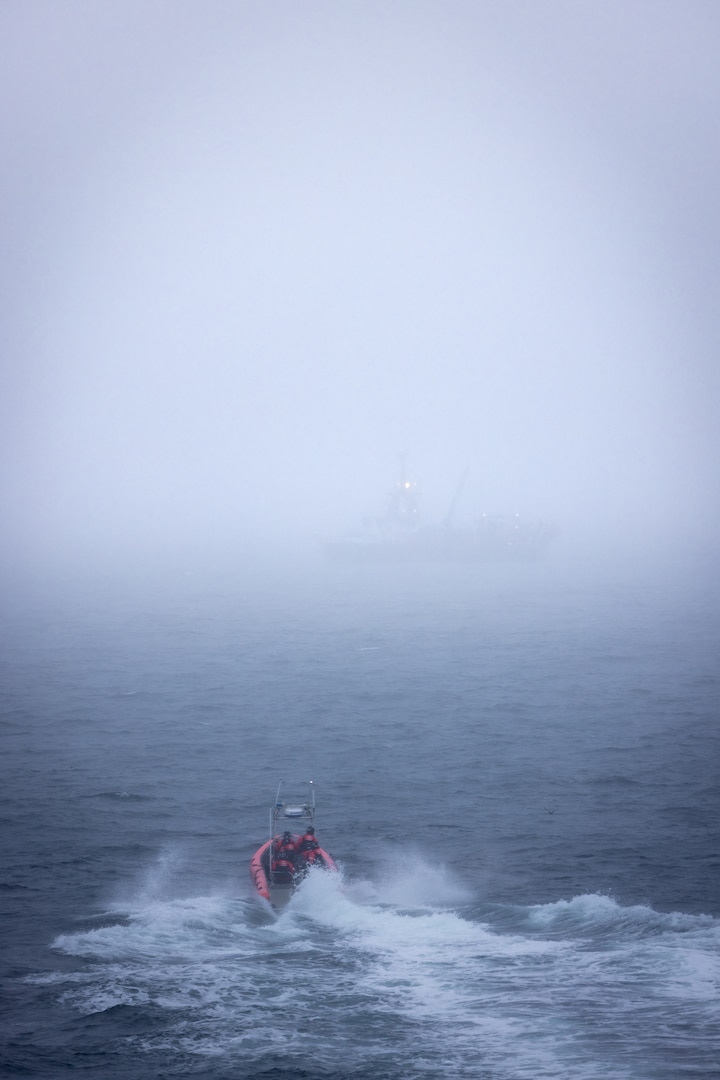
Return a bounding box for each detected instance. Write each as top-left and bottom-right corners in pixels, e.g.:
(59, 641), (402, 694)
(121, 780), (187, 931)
(325, 463), (554, 564)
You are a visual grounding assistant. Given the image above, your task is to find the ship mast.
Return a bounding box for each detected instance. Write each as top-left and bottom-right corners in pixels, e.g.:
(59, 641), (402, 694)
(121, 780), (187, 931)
(385, 453), (420, 529)
(443, 467), (469, 529)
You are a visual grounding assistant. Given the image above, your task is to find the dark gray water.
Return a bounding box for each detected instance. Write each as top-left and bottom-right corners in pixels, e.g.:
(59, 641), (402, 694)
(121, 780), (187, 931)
(2, 555), (719, 1079)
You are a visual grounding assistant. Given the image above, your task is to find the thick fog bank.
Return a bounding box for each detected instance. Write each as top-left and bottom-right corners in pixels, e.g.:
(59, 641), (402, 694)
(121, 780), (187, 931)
(2, 1), (719, 575)
(1, 538), (717, 628)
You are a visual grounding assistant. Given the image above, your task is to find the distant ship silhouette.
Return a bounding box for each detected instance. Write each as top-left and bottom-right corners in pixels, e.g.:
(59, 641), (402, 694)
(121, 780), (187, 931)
(325, 460), (553, 563)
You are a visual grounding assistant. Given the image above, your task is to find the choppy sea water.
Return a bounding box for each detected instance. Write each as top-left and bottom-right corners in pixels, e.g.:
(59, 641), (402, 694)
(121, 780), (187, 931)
(1, 554), (719, 1079)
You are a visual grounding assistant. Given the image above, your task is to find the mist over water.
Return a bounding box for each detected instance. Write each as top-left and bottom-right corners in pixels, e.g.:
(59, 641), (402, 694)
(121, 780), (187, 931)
(2, 5), (720, 1079)
(2, 1), (720, 572)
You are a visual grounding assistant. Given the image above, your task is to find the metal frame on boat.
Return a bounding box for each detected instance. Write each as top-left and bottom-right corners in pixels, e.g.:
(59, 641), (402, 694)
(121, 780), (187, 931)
(250, 781), (338, 909)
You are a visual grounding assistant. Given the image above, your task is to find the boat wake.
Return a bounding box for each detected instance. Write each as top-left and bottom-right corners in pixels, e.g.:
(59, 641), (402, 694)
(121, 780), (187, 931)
(40, 855), (720, 1080)
(342, 847), (475, 910)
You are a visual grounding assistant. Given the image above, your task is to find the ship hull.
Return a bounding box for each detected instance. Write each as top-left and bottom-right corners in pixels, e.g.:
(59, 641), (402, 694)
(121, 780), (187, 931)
(325, 525), (552, 563)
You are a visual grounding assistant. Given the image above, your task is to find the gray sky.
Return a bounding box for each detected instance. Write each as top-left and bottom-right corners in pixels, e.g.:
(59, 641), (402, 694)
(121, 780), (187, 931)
(2, 0), (719, 567)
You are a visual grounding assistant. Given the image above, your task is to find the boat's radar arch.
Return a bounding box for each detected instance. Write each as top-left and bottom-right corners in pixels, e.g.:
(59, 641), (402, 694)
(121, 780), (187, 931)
(270, 779), (317, 834)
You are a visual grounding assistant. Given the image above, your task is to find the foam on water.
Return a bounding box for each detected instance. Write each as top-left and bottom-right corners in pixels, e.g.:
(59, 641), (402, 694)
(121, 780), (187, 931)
(43, 858), (720, 1078)
(344, 847), (475, 909)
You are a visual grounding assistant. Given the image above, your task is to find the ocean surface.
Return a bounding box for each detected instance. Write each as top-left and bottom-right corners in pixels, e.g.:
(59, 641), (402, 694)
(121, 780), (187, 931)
(1, 551), (719, 1079)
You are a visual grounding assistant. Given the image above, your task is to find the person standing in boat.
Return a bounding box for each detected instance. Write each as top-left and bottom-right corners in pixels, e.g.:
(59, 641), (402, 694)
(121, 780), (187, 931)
(296, 827), (326, 870)
(271, 831), (298, 876)
(296, 826), (318, 855)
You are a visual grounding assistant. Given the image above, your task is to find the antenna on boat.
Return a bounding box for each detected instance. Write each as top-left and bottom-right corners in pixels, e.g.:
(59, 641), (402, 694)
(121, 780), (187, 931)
(308, 779), (315, 811)
(271, 781), (283, 845)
